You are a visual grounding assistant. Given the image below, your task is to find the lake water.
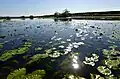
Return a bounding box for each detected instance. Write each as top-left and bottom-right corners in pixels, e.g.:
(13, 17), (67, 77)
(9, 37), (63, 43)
(0, 19), (120, 79)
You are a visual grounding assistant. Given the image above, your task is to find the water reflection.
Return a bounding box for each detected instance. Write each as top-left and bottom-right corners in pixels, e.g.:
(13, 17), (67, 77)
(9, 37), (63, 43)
(72, 55), (79, 69)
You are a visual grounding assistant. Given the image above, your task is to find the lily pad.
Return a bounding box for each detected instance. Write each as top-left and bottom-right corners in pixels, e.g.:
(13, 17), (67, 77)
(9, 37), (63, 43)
(45, 49), (52, 54)
(0, 42), (32, 61)
(90, 73), (104, 79)
(27, 54), (48, 64)
(7, 68), (45, 79)
(83, 54), (99, 66)
(7, 68), (26, 79)
(63, 74), (85, 79)
(0, 43), (3, 49)
(35, 47), (42, 51)
(103, 59), (120, 70)
(97, 66), (111, 76)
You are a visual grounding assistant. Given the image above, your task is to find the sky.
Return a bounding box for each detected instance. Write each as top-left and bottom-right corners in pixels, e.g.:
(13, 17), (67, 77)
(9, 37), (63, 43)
(0, 0), (120, 16)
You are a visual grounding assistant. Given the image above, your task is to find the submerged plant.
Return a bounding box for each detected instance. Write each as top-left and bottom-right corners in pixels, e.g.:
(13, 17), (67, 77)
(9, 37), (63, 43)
(7, 68), (45, 79)
(0, 42), (32, 61)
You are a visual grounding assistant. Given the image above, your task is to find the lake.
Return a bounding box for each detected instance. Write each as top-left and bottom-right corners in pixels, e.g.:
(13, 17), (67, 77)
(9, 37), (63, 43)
(0, 19), (120, 79)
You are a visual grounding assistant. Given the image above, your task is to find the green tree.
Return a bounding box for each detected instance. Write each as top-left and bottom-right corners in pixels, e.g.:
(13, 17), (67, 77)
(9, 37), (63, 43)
(54, 12), (60, 18)
(29, 15), (34, 19)
(62, 9), (70, 17)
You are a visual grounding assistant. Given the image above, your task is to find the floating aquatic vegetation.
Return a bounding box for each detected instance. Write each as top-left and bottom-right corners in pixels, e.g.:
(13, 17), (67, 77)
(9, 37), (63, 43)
(97, 66), (111, 76)
(12, 60), (19, 64)
(90, 73), (104, 79)
(83, 54), (99, 66)
(62, 74), (85, 79)
(103, 59), (120, 70)
(49, 51), (61, 58)
(35, 47), (42, 51)
(111, 30), (120, 40)
(7, 68), (45, 79)
(0, 43), (3, 49)
(27, 54), (48, 64)
(7, 68), (26, 79)
(0, 42), (32, 61)
(102, 46), (120, 59)
(23, 42), (32, 47)
(45, 49), (52, 54)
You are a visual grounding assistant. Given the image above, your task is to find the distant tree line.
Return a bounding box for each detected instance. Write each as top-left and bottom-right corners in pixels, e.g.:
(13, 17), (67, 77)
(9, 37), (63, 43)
(54, 9), (71, 18)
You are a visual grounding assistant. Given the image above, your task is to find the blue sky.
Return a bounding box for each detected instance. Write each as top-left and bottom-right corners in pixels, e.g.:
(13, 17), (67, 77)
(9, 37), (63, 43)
(0, 0), (120, 16)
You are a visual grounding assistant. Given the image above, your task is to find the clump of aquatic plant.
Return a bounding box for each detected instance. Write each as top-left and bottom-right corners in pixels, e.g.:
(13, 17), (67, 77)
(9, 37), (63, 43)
(111, 30), (120, 40)
(35, 47), (42, 51)
(22, 42), (32, 47)
(90, 73), (104, 79)
(102, 49), (120, 58)
(49, 50), (61, 58)
(102, 46), (120, 70)
(0, 43), (3, 49)
(103, 59), (120, 70)
(7, 68), (26, 79)
(97, 66), (112, 76)
(45, 49), (65, 58)
(83, 53), (99, 66)
(62, 73), (85, 79)
(0, 42), (32, 61)
(7, 68), (45, 79)
(45, 49), (52, 54)
(27, 53), (48, 64)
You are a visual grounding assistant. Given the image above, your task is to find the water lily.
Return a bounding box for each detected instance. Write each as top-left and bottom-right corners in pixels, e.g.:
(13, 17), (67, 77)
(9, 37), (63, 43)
(97, 66), (111, 76)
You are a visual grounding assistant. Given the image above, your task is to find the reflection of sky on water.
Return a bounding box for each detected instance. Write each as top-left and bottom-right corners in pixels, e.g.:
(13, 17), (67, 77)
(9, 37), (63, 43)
(1, 19), (120, 78)
(1, 19), (120, 55)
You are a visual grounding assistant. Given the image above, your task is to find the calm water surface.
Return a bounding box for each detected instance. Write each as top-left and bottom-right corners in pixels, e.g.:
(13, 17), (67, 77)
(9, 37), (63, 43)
(0, 19), (120, 79)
